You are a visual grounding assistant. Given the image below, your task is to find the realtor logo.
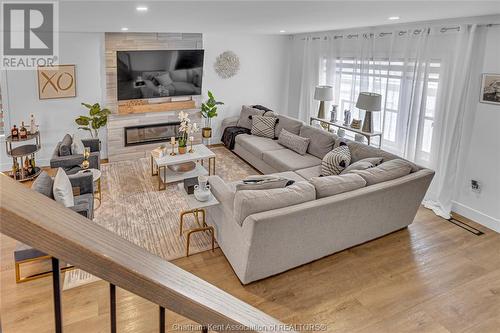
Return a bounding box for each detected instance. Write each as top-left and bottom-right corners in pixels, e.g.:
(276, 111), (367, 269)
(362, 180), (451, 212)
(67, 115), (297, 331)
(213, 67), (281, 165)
(1, 1), (59, 69)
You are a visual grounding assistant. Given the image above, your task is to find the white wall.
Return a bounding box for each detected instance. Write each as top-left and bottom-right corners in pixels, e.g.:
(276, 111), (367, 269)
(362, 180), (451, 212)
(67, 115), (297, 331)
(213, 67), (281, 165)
(202, 33), (289, 140)
(0, 32), (104, 170)
(452, 26), (500, 232)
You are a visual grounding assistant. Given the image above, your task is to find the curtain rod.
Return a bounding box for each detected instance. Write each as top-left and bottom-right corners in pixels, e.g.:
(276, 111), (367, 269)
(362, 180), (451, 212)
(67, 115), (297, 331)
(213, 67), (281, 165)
(300, 23), (500, 41)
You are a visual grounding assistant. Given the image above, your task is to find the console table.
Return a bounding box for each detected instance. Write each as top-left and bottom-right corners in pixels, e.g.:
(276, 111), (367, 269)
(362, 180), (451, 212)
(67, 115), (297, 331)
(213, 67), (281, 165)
(5, 132), (42, 182)
(310, 117), (383, 148)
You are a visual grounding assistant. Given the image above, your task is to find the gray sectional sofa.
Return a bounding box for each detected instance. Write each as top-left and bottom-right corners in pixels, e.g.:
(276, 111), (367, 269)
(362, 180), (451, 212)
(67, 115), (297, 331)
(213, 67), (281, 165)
(208, 107), (434, 284)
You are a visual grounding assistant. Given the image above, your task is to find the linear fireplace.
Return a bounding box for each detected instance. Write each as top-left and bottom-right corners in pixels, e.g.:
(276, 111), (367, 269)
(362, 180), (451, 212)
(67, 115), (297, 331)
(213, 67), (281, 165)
(124, 122), (180, 147)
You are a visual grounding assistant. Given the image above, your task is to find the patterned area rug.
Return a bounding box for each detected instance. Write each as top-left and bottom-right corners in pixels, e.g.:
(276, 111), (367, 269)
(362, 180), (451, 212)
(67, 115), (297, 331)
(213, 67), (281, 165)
(63, 146), (257, 290)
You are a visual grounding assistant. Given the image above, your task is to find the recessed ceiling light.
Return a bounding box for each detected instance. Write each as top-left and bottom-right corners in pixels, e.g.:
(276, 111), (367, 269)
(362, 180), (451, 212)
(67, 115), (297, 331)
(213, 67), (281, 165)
(388, 16), (400, 20)
(136, 6), (148, 12)
(279, 30), (286, 33)
(121, 27), (129, 31)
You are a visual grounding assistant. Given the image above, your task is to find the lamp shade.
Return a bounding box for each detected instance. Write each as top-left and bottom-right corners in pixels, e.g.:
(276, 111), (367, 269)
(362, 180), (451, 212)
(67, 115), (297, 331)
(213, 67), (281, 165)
(356, 92), (382, 111)
(314, 85), (333, 101)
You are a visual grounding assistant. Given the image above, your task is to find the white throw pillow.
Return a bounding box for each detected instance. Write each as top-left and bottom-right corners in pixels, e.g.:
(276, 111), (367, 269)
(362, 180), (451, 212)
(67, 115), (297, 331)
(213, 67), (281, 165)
(53, 168), (74, 207)
(71, 135), (85, 155)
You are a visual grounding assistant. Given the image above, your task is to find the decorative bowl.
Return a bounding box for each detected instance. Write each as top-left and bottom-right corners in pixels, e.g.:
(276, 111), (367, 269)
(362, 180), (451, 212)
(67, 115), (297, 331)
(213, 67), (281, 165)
(168, 161), (196, 173)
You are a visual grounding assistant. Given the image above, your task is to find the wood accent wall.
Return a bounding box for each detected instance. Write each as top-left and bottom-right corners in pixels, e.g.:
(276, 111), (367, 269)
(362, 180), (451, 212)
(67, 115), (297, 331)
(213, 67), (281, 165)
(104, 33), (203, 114)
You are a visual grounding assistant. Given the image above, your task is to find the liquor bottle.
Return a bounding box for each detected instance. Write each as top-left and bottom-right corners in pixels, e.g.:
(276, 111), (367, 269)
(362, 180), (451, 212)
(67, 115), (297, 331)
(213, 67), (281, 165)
(11, 125), (19, 139)
(24, 158), (30, 175)
(29, 114), (37, 134)
(19, 122), (28, 139)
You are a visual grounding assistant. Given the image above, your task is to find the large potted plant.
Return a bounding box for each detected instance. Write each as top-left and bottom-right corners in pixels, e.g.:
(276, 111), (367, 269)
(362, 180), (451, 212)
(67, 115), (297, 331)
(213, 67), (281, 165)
(178, 111), (198, 154)
(200, 91), (224, 139)
(75, 103), (111, 138)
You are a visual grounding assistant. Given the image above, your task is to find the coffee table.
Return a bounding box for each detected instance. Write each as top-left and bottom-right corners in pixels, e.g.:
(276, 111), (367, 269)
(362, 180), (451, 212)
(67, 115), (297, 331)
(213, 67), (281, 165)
(177, 183), (219, 257)
(151, 144), (216, 190)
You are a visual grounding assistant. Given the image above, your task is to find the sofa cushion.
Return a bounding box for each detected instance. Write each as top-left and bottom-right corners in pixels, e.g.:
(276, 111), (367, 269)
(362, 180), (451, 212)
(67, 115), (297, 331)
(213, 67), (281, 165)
(346, 141), (419, 172)
(156, 72), (173, 86)
(169, 69), (189, 82)
(294, 165), (322, 180)
(350, 159), (413, 186)
(233, 181), (316, 225)
(278, 129), (310, 155)
(31, 171), (54, 198)
(237, 105), (265, 130)
(275, 114), (303, 136)
(321, 143), (351, 176)
(53, 168), (74, 207)
(262, 149), (322, 172)
(59, 134), (73, 156)
(235, 134), (285, 159)
(310, 174), (367, 198)
(299, 125), (338, 158)
(341, 157), (383, 174)
(251, 115), (278, 139)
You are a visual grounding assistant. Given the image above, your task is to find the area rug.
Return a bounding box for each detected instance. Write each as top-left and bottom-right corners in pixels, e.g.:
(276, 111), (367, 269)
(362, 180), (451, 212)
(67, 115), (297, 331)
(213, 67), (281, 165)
(63, 146), (256, 290)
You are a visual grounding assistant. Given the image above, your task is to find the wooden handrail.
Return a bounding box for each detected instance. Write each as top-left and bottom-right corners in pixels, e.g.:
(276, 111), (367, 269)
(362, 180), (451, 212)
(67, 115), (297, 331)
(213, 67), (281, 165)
(0, 175), (294, 332)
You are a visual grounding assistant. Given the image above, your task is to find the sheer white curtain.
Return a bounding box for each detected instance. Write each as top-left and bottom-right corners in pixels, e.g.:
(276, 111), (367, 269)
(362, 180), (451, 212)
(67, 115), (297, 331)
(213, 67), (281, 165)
(289, 24), (486, 219)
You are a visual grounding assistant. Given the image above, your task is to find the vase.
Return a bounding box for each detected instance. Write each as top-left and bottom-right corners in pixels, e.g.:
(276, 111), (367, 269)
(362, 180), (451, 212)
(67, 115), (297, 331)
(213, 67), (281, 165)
(202, 118), (212, 139)
(178, 146), (187, 154)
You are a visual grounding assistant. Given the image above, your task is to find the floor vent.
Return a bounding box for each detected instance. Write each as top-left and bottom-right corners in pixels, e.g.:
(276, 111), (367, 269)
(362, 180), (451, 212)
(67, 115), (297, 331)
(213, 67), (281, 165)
(447, 217), (484, 236)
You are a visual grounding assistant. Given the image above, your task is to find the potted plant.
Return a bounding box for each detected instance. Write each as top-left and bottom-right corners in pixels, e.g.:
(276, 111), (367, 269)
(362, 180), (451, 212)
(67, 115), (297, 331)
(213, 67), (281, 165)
(200, 91), (224, 139)
(75, 103), (111, 138)
(178, 111), (198, 154)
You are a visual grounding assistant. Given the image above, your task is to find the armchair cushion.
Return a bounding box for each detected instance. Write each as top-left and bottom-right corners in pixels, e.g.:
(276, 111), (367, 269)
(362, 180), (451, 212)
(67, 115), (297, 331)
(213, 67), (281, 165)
(58, 134), (73, 156)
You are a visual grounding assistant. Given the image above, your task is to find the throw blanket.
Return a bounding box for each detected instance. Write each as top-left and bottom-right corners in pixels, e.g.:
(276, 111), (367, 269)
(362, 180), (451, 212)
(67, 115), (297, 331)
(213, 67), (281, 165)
(222, 126), (251, 150)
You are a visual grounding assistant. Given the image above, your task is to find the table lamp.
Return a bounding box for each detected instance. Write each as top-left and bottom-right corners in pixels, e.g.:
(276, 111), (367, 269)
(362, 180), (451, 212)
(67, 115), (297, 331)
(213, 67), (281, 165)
(356, 92), (381, 133)
(314, 86), (333, 119)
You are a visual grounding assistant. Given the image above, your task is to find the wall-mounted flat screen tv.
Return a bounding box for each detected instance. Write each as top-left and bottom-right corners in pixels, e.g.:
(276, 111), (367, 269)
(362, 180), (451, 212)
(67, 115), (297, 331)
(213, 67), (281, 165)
(116, 49), (204, 101)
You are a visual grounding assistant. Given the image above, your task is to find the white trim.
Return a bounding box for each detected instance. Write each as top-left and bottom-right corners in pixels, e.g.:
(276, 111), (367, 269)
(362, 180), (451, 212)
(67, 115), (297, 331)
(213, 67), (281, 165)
(452, 201), (500, 233)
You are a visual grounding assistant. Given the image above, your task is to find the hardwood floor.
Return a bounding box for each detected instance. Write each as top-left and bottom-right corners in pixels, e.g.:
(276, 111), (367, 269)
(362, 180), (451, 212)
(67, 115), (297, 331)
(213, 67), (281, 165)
(2, 207), (500, 332)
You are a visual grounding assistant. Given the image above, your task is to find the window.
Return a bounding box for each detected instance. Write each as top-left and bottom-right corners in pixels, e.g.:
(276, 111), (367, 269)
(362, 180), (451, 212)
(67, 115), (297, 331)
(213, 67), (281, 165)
(320, 57), (440, 162)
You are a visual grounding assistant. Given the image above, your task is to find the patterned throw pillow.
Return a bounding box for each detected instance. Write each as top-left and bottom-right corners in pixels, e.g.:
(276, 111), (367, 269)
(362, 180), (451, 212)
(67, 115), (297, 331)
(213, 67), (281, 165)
(278, 129), (310, 155)
(251, 115), (278, 139)
(321, 142), (351, 176)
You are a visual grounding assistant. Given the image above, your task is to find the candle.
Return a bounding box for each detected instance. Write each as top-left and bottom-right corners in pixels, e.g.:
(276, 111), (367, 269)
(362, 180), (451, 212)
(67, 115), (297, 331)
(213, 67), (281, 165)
(170, 137), (175, 145)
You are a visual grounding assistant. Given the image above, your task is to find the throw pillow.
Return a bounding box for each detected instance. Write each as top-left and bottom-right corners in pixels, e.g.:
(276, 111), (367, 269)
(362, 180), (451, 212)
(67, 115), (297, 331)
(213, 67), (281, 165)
(71, 135), (85, 155)
(236, 105), (265, 130)
(53, 168), (74, 208)
(58, 134), (73, 156)
(235, 175), (294, 191)
(251, 115), (278, 139)
(155, 72), (173, 86)
(321, 142), (351, 176)
(310, 174), (367, 198)
(350, 159), (413, 186)
(341, 157), (383, 174)
(31, 171), (54, 198)
(233, 181), (316, 226)
(278, 128), (310, 155)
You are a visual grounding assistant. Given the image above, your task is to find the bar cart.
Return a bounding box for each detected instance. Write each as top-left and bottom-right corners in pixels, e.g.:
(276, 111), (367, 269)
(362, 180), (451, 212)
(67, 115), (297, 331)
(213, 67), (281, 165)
(5, 131), (42, 181)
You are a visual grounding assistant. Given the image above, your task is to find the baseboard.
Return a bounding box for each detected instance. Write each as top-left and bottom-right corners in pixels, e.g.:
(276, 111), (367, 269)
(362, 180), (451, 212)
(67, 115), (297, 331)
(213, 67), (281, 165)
(452, 201), (500, 233)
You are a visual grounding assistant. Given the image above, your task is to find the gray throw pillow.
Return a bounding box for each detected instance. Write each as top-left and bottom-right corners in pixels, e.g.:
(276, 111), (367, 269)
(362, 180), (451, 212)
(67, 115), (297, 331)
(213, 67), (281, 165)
(251, 115), (278, 139)
(341, 157), (384, 174)
(31, 171), (54, 198)
(321, 143), (351, 176)
(237, 105), (265, 130)
(59, 134), (73, 156)
(278, 129), (310, 155)
(310, 173), (366, 198)
(350, 158), (413, 186)
(299, 125), (338, 158)
(155, 72), (173, 86)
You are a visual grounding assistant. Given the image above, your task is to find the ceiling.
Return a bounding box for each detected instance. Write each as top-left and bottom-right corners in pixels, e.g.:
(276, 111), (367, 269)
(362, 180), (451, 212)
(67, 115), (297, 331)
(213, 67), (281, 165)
(59, 1), (500, 34)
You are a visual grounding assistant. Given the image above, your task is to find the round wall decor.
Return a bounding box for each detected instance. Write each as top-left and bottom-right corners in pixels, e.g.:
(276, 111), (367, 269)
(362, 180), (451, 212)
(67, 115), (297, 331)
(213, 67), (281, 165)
(214, 51), (240, 79)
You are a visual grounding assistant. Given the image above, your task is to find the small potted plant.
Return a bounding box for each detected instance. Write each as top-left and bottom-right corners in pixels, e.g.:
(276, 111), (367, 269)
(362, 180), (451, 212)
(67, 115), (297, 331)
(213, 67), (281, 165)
(178, 111), (198, 154)
(201, 91), (224, 139)
(75, 103), (111, 138)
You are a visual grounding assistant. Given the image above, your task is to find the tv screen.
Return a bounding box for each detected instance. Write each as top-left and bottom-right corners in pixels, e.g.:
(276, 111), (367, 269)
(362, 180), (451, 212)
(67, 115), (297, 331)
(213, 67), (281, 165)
(116, 49), (204, 101)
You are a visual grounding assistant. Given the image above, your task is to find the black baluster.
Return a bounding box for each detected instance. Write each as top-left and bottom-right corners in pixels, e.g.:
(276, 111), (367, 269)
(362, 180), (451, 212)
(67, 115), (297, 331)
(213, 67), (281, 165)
(159, 306), (165, 333)
(202, 325), (208, 333)
(110, 284), (116, 333)
(51, 257), (63, 333)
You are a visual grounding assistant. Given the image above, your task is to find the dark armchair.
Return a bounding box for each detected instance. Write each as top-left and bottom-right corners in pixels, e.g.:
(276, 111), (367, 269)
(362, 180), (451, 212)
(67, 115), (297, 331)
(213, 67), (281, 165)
(50, 134), (101, 174)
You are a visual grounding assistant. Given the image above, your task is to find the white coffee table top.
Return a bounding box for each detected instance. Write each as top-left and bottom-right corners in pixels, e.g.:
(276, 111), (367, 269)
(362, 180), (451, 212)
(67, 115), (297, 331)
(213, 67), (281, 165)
(177, 183), (219, 210)
(78, 168), (101, 181)
(153, 144), (215, 167)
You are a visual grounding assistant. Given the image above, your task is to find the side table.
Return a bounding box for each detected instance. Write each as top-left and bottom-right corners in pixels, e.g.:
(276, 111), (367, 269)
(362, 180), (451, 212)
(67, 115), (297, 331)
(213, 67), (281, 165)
(177, 183), (219, 257)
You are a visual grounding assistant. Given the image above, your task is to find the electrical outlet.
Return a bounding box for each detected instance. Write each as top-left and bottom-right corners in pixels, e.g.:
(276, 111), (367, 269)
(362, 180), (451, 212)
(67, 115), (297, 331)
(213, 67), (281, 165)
(471, 180), (481, 193)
